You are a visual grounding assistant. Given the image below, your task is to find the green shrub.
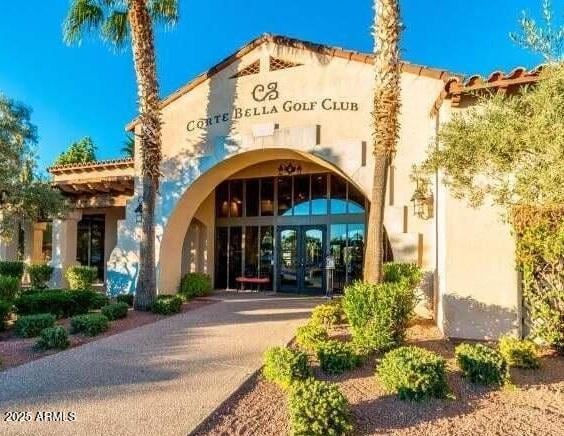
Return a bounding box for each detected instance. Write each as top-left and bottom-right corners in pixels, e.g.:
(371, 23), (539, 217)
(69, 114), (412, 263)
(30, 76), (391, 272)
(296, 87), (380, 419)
(179, 273), (212, 299)
(0, 299), (13, 330)
(15, 313), (56, 337)
(316, 340), (360, 375)
(263, 346), (310, 389)
(0, 275), (20, 300)
(101, 302), (129, 321)
(342, 281), (417, 351)
(27, 263), (54, 289)
(311, 301), (344, 328)
(14, 289), (102, 318)
(498, 336), (540, 369)
(70, 313), (109, 336)
(36, 326), (70, 350)
(455, 343), (508, 385)
(65, 265), (98, 290)
(296, 322), (329, 352)
(377, 346), (449, 401)
(151, 295), (183, 315)
(288, 379), (353, 436)
(89, 292), (110, 309)
(0, 261), (25, 279)
(383, 262), (423, 289)
(116, 294), (134, 307)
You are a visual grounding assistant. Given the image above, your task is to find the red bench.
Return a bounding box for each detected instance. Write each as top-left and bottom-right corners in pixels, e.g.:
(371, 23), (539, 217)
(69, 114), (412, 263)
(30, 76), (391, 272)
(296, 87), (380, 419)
(235, 277), (270, 292)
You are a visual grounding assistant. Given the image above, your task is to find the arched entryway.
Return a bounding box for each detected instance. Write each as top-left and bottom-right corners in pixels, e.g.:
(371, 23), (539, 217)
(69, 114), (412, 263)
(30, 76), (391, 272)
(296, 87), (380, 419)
(157, 148), (390, 294)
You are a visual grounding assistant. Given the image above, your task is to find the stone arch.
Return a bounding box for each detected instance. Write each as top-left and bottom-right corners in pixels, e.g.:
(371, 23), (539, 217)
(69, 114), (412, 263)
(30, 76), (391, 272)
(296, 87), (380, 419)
(157, 147), (369, 293)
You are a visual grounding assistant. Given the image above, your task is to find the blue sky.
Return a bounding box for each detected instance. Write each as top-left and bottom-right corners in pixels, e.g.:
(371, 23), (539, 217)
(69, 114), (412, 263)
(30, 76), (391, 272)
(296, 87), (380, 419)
(0, 0), (555, 171)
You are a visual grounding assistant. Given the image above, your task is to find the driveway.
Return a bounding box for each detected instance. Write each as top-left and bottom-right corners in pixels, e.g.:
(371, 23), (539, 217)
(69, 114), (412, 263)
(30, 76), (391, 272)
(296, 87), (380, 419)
(0, 292), (320, 436)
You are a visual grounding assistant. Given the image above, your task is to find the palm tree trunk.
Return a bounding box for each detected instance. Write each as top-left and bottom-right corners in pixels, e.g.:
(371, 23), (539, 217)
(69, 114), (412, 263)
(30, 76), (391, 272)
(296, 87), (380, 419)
(127, 0), (162, 310)
(363, 0), (401, 284)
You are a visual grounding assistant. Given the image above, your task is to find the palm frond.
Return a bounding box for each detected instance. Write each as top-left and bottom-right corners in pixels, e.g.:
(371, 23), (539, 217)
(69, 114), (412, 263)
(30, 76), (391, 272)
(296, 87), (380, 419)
(63, 0), (105, 45)
(102, 10), (130, 46)
(149, 0), (179, 27)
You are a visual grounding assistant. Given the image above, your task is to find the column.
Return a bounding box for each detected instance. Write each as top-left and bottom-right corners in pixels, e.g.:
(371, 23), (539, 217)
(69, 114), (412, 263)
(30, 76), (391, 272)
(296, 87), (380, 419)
(49, 211), (82, 288)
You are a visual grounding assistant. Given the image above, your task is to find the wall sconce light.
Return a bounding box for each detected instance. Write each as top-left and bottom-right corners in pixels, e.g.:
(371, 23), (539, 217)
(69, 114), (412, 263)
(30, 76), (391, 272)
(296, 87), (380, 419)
(410, 180), (434, 220)
(134, 198), (143, 224)
(278, 162), (302, 176)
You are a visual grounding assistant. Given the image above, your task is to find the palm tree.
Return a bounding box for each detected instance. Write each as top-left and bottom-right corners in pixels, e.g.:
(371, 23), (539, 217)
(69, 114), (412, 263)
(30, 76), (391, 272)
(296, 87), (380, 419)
(121, 134), (135, 158)
(64, 0), (178, 310)
(364, 0), (402, 283)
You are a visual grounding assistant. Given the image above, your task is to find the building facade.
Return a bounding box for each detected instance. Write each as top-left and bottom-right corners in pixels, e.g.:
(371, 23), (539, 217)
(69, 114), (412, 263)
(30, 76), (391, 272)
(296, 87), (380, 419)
(0, 34), (541, 340)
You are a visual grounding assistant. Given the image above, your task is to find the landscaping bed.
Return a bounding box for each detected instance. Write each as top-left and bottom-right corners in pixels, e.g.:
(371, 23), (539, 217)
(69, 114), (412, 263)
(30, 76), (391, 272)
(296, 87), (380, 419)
(193, 319), (564, 436)
(0, 298), (216, 371)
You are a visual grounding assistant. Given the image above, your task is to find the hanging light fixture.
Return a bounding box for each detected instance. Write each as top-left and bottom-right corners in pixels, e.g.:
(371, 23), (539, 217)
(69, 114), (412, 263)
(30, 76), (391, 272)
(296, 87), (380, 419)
(134, 198), (143, 224)
(410, 178), (434, 220)
(278, 162), (302, 176)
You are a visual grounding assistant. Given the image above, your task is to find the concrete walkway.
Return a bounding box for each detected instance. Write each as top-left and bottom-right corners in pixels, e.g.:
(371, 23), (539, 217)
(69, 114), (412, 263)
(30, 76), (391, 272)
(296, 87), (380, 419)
(0, 292), (320, 436)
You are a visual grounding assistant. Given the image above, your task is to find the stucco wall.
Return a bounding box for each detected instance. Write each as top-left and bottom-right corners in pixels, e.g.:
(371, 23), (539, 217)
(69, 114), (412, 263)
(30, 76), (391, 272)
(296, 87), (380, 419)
(435, 104), (520, 340)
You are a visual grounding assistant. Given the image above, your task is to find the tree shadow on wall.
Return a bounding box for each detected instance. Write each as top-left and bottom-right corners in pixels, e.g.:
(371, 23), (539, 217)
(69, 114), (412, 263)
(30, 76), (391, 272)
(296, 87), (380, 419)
(442, 293), (519, 340)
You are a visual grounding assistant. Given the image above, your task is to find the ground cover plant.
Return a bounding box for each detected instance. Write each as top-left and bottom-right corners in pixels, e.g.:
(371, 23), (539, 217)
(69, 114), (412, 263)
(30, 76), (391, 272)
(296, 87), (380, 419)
(35, 326), (70, 350)
(455, 343), (508, 385)
(151, 295), (183, 315)
(295, 321), (329, 352)
(316, 340), (360, 375)
(179, 273), (212, 299)
(498, 335), (540, 369)
(288, 378), (353, 436)
(377, 345), (449, 400)
(70, 313), (109, 336)
(263, 346), (310, 389)
(26, 263), (54, 289)
(101, 302), (129, 320)
(15, 313), (56, 338)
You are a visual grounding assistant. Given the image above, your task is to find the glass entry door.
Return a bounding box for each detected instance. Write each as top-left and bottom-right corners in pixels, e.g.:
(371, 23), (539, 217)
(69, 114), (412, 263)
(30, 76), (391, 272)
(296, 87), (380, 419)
(277, 225), (326, 294)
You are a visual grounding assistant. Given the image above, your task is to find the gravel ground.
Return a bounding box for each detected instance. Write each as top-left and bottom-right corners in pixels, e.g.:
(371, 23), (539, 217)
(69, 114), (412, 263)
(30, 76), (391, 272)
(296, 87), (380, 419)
(194, 320), (564, 436)
(0, 298), (216, 371)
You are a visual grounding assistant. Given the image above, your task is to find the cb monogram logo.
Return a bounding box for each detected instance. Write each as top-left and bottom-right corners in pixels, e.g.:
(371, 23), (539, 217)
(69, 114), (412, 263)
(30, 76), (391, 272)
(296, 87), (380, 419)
(252, 82), (279, 102)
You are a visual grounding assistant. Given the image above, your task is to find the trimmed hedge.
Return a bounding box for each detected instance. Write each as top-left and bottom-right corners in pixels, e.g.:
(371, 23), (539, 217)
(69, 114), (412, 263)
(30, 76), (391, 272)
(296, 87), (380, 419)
(65, 265), (98, 290)
(342, 281), (417, 351)
(90, 292), (110, 309)
(14, 289), (101, 318)
(70, 313), (109, 336)
(377, 346), (449, 401)
(455, 343), (508, 385)
(151, 295), (183, 315)
(499, 336), (539, 369)
(311, 301), (344, 328)
(27, 263), (54, 289)
(288, 379), (353, 436)
(101, 302), (129, 321)
(36, 326), (70, 350)
(0, 275), (20, 300)
(179, 273), (212, 299)
(296, 322), (329, 352)
(0, 261), (25, 279)
(316, 340), (360, 375)
(263, 346), (310, 389)
(116, 294), (134, 307)
(15, 313), (56, 338)
(0, 299), (13, 330)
